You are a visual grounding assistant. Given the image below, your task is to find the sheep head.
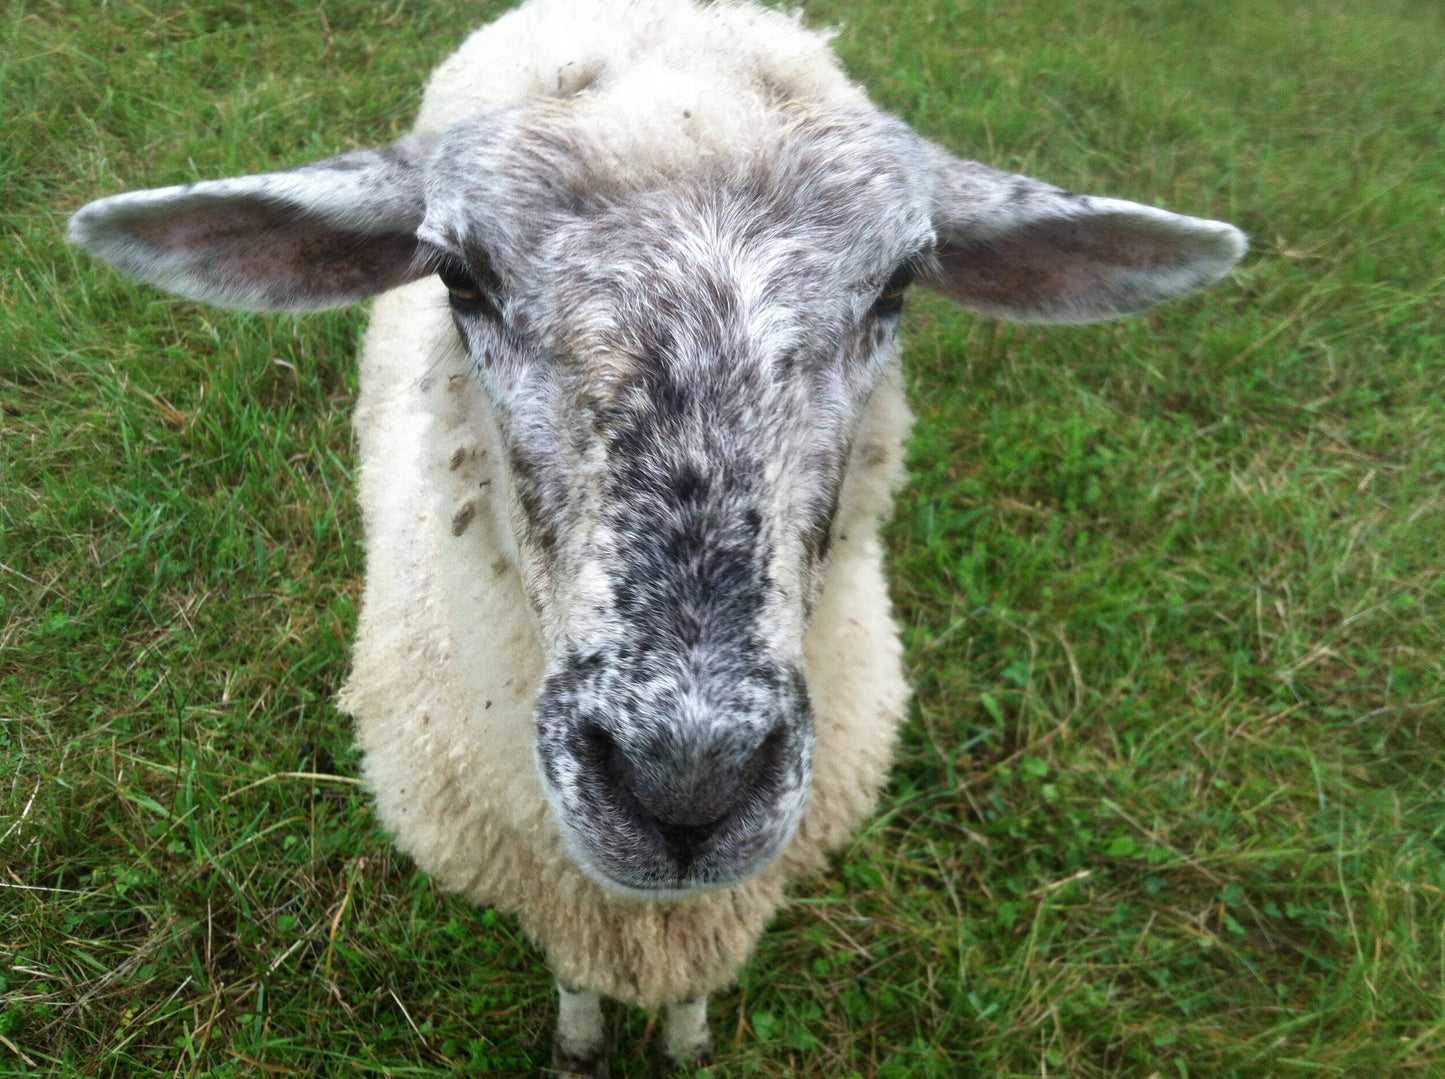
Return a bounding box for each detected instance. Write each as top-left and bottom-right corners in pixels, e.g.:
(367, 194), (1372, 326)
(69, 88), (1243, 899)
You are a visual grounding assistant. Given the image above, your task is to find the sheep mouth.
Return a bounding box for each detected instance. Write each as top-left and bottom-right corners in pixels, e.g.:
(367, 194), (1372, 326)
(560, 797), (806, 900)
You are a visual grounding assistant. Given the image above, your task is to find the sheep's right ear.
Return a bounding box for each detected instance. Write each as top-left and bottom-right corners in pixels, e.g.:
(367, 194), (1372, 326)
(68, 140), (431, 312)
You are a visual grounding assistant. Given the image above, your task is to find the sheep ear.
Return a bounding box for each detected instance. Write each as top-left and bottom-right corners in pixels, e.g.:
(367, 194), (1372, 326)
(922, 147), (1246, 324)
(67, 141), (431, 312)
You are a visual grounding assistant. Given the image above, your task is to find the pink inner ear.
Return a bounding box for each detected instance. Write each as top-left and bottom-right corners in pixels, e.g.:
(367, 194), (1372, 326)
(129, 199), (301, 253)
(128, 198), (419, 304)
(934, 218), (1187, 314)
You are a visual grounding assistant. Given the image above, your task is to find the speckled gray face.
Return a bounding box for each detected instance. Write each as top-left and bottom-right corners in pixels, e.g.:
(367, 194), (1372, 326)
(421, 108), (935, 894)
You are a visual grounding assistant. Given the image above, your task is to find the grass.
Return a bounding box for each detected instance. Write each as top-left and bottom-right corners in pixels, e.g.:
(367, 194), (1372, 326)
(3, 0), (1443, 1075)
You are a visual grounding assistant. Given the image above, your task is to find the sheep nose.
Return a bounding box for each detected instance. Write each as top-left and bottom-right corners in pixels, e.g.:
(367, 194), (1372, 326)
(580, 721), (790, 861)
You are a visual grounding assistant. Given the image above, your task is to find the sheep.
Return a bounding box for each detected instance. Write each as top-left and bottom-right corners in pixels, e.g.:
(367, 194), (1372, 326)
(66, 0), (1246, 1072)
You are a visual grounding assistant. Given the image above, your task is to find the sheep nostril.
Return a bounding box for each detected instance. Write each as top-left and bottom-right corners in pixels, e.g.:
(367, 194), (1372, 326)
(737, 725), (787, 801)
(577, 721), (631, 791)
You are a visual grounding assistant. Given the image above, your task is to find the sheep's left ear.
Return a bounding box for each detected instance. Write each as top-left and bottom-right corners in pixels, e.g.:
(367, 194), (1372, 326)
(922, 144), (1246, 324)
(67, 139), (431, 312)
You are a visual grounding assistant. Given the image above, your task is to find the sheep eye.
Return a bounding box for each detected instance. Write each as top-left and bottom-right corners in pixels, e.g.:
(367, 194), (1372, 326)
(437, 258), (483, 302)
(872, 260), (917, 318)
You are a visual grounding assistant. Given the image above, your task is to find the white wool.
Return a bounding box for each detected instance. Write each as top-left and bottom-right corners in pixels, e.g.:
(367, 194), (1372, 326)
(415, 0), (865, 135)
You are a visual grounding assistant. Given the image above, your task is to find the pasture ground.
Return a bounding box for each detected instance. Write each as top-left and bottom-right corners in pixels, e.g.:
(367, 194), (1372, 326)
(3, 0), (1442, 1075)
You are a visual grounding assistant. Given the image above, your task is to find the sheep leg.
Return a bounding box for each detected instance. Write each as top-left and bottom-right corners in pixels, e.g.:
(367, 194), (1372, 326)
(551, 981), (608, 1078)
(662, 996), (713, 1072)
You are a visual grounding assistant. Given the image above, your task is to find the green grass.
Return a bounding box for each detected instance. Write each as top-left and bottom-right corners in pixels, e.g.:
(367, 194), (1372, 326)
(3, 0), (1443, 1075)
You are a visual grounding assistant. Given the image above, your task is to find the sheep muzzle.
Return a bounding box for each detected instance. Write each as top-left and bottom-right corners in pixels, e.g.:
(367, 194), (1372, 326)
(534, 650), (815, 897)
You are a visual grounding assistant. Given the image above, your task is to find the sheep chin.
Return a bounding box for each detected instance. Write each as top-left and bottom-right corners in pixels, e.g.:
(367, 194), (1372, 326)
(547, 785), (807, 902)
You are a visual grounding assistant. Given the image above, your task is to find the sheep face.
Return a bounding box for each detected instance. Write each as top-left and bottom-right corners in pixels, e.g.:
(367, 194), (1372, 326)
(67, 55), (1243, 903)
(416, 107), (934, 896)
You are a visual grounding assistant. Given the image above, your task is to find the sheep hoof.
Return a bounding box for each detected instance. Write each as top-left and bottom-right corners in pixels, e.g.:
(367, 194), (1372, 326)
(659, 1043), (714, 1077)
(549, 1044), (610, 1078)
